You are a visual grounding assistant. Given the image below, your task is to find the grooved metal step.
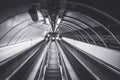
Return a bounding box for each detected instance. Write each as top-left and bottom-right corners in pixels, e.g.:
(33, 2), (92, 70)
(44, 42), (62, 80)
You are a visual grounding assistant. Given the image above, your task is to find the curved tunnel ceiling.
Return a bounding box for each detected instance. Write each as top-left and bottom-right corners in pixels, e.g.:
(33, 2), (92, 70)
(0, 0), (120, 51)
(59, 1), (120, 50)
(0, 9), (51, 47)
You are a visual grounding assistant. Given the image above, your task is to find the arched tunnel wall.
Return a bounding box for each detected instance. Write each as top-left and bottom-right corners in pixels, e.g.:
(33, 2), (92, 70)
(0, 0), (120, 50)
(60, 2), (120, 51)
(0, 2), (50, 47)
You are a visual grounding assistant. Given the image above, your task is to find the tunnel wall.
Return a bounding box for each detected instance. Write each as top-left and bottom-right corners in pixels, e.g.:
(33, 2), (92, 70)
(0, 37), (44, 62)
(59, 3), (120, 51)
(63, 37), (120, 70)
(0, 12), (50, 47)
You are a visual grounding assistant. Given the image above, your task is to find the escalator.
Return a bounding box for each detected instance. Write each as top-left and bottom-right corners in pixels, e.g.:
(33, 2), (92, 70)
(59, 40), (120, 80)
(44, 41), (62, 80)
(0, 40), (47, 80)
(59, 41), (97, 80)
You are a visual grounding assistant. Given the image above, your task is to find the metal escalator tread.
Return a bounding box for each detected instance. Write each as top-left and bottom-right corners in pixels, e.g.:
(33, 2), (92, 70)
(44, 42), (62, 80)
(44, 67), (61, 80)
